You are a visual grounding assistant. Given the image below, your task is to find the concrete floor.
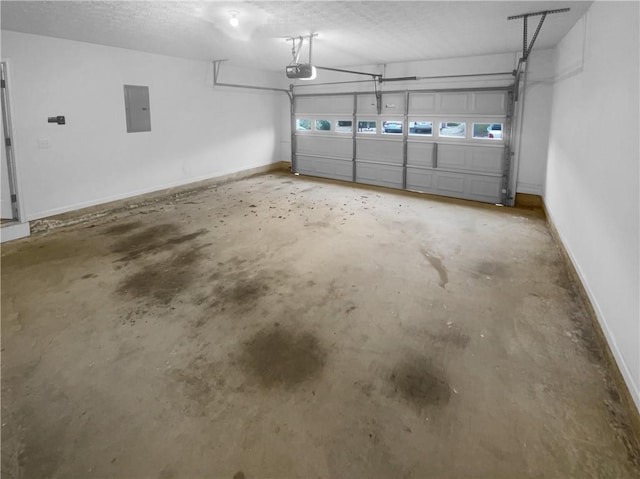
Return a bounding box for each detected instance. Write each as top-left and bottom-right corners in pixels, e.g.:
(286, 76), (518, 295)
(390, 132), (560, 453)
(2, 171), (639, 478)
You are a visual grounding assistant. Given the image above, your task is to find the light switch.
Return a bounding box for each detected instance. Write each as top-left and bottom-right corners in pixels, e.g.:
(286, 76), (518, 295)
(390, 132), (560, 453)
(37, 138), (51, 149)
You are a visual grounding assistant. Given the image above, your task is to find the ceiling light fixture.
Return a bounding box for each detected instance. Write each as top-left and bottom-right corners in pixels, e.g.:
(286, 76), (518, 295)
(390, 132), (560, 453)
(229, 11), (239, 27)
(300, 66), (317, 81)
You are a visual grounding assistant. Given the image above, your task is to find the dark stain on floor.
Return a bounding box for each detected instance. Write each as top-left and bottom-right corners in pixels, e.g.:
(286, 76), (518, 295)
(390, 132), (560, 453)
(427, 327), (470, 349)
(239, 327), (326, 389)
(423, 250), (448, 288)
(389, 357), (451, 409)
(223, 278), (270, 306)
(232, 472), (246, 479)
(207, 266), (284, 313)
(110, 224), (207, 262)
(165, 229), (209, 247)
(116, 249), (202, 305)
(104, 221), (143, 236)
(565, 287), (604, 364)
(111, 224), (179, 252)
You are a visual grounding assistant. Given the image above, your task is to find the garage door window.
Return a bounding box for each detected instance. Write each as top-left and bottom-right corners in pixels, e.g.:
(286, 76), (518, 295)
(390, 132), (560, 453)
(439, 122), (466, 138)
(409, 121), (433, 136)
(296, 119), (311, 131)
(357, 120), (377, 134)
(473, 123), (503, 140)
(382, 121), (403, 135)
(315, 119), (332, 132)
(335, 120), (353, 133)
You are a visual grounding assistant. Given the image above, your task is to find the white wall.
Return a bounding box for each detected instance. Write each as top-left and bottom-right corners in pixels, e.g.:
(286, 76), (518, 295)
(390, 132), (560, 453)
(1, 31), (289, 220)
(283, 50), (554, 197)
(516, 49), (555, 196)
(545, 1), (640, 411)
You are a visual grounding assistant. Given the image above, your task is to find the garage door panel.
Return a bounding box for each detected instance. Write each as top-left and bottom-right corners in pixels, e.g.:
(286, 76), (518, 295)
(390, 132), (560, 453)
(297, 156), (353, 181)
(357, 94), (378, 115)
(296, 95), (352, 115)
(436, 173), (466, 194)
(471, 92), (507, 115)
(357, 139), (403, 165)
(409, 93), (436, 113)
(297, 135), (352, 159)
(381, 93), (405, 114)
(437, 144), (503, 174)
(438, 93), (469, 114)
(407, 169), (501, 203)
(356, 162), (403, 188)
(406, 168), (434, 190)
(407, 142), (434, 168)
(470, 176), (502, 199)
(470, 147), (503, 174)
(437, 145), (469, 170)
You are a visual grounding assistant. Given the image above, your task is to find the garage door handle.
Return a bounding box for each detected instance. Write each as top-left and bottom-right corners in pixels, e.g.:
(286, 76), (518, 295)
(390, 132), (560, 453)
(433, 142), (438, 169)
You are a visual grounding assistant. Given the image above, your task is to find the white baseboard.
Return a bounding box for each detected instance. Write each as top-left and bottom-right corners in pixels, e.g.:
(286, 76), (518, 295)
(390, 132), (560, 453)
(1, 221), (31, 243)
(27, 161), (288, 221)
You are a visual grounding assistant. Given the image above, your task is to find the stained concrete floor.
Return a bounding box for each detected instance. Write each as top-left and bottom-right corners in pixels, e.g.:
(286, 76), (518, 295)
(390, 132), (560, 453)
(1, 171), (639, 479)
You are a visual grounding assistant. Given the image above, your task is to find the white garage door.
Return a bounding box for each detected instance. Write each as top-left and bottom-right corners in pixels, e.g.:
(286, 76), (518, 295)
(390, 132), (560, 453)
(293, 87), (513, 205)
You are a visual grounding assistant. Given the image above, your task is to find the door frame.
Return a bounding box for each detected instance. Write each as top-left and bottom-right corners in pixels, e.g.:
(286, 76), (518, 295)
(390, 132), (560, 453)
(1, 60), (25, 222)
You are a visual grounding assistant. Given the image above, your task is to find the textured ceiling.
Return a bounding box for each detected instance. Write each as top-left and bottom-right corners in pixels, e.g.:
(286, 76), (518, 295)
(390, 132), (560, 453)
(1, 1), (592, 71)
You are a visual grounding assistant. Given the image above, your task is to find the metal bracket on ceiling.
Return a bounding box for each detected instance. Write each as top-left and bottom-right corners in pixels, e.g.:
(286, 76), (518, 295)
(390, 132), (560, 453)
(285, 33), (318, 66)
(508, 7), (570, 100)
(211, 59), (292, 98)
(212, 59), (228, 85)
(508, 8), (570, 65)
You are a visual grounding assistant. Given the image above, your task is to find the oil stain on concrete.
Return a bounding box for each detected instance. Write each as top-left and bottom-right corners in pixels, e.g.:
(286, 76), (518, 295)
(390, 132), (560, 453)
(217, 278), (270, 308)
(389, 356), (451, 409)
(205, 262), (285, 314)
(422, 250), (448, 288)
(239, 326), (326, 389)
(103, 220), (144, 236)
(117, 248), (202, 305)
(110, 223), (207, 263)
(427, 327), (470, 349)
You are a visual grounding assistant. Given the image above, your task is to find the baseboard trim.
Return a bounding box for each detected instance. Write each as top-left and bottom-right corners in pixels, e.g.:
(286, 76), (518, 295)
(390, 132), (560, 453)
(30, 161), (291, 234)
(515, 193), (543, 208)
(0, 221), (31, 243)
(543, 201), (640, 447)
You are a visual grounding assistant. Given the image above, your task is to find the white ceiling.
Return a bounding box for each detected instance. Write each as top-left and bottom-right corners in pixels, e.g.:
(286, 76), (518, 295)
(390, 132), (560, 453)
(1, 1), (592, 71)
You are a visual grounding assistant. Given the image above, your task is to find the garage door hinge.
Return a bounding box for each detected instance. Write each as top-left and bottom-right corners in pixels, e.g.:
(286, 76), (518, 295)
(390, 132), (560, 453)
(5, 137), (11, 147)
(11, 194), (17, 203)
(0, 79), (5, 88)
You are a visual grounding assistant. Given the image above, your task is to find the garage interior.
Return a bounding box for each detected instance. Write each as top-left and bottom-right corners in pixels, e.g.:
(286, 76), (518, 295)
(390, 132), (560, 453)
(1, 1), (639, 478)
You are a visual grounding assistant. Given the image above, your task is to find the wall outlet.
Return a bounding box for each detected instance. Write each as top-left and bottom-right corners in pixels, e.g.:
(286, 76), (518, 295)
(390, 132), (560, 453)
(37, 138), (51, 149)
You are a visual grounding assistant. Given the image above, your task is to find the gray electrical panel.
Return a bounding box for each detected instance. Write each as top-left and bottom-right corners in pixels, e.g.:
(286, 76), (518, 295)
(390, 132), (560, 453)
(124, 85), (151, 133)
